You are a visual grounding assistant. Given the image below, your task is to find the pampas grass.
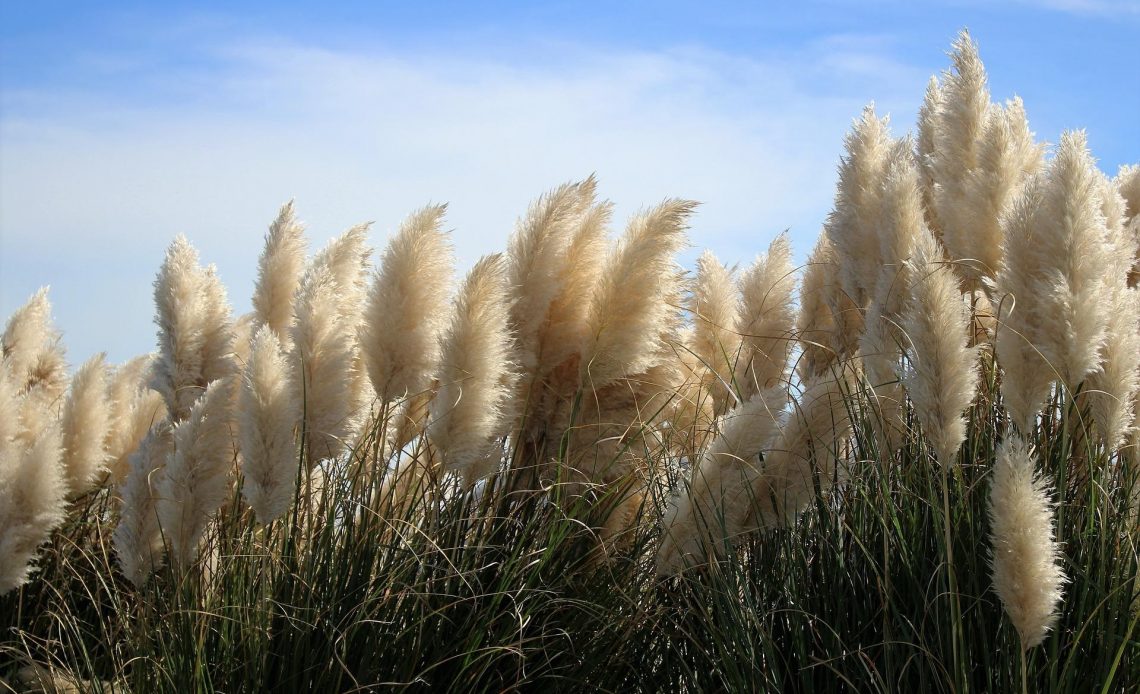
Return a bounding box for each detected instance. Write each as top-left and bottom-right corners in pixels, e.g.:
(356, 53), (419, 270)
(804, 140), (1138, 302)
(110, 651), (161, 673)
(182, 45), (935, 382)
(688, 249), (740, 413)
(735, 233), (797, 399)
(429, 254), (516, 480)
(900, 229), (979, 465)
(239, 326), (300, 524)
(361, 204), (453, 404)
(3, 32), (1138, 693)
(583, 199), (696, 387)
(989, 435), (1066, 651)
(658, 387), (785, 573)
(252, 201), (308, 342)
(157, 376), (237, 567)
(59, 354), (110, 496)
(113, 422), (173, 586)
(0, 421), (65, 594)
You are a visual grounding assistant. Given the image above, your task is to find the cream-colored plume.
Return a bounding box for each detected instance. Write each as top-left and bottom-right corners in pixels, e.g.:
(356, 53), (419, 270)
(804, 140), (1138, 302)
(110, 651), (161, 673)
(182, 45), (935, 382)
(916, 76), (943, 234)
(826, 105), (893, 322)
(240, 326), (300, 524)
(507, 178), (595, 381)
(745, 372), (854, 529)
(899, 229), (979, 464)
(252, 201), (307, 342)
(584, 199), (697, 387)
(113, 422), (173, 586)
(688, 249), (741, 414)
(1086, 175), (1140, 449)
(0, 421), (66, 594)
(996, 132), (1114, 432)
(428, 254), (516, 480)
(361, 204), (453, 404)
(931, 31), (989, 271)
(988, 435), (1066, 650)
(657, 388), (785, 573)
(157, 377), (237, 567)
(150, 235), (236, 421)
(292, 265), (362, 463)
(797, 235), (842, 381)
(59, 354), (111, 495)
(104, 355), (167, 482)
(1, 287), (68, 406)
(736, 232), (797, 399)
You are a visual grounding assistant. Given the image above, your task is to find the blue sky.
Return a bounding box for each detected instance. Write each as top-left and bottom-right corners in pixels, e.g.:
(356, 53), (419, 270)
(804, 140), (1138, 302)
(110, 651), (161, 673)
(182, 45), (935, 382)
(2, 1), (1137, 364)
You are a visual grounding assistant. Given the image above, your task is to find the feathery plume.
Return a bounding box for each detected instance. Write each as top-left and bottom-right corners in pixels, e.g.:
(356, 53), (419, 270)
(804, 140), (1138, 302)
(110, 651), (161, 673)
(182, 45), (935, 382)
(532, 196), (611, 380)
(826, 105), (893, 319)
(996, 132), (1114, 432)
(959, 99), (1044, 286)
(899, 229), (980, 464)
(1085, 174), (1140, 449)
(105, 356), (167, 482)
(310, 223), (372, 317)
(240, 326), (300, 524)
(745, 372), (854, 529)
(150, 235), (235, 420)
(584, 199), (697, 387)
(797, 235), (842, 381)
(736, 233), (797, 398)
(931, 30), (990, 265)
(252, 201), (307, 341)
(59, 354), (111, 495)
(361, 204), (453, 403)
(508, 178), (595, 381)
(689, 250), (741, 413)
(989, 435), (1066, 650)
(428, 254), (516, 480)
(113, 422), (173, 586)
(658, 388), (785, 573)
(916, 76), (943, 234)
(292, 264), (362, 463)
(157, 377), (237, 567)
(0, 422), (66, 594)
(1, 287), (68, 404)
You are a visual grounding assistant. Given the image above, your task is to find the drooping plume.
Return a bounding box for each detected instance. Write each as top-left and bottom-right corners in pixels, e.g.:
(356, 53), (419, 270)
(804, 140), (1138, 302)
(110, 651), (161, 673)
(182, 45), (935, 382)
(156, 376), (237, 567)
(658, 388), (785, 573)
(252, 201), (308, 342)
(113, 422), (173, 586)
(240, 326), (300, 524)
(583, 199), (697, 387)
(104, 355), (168, 482)
(361, 204), (453, 404)
(745, 372), (854, 529)
(428, 254), (516, 481)
(507, 178), (595, 383)
(736, 233), (797, 399)
(989, 435), (1066, 650)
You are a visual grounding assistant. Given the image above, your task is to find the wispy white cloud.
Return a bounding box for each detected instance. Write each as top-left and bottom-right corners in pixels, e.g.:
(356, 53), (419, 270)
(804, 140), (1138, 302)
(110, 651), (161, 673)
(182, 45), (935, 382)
(0, 34), (927, 363)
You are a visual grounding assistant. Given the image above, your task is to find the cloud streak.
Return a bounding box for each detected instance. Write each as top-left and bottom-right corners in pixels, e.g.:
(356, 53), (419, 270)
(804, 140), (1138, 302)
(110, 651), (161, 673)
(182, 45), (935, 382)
(0, 33), (927, 363)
